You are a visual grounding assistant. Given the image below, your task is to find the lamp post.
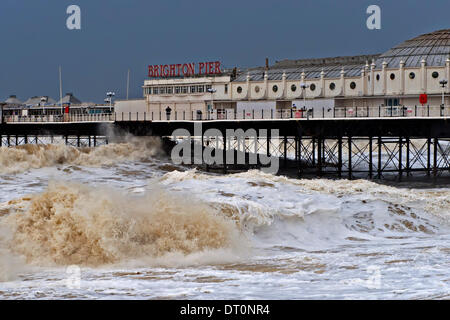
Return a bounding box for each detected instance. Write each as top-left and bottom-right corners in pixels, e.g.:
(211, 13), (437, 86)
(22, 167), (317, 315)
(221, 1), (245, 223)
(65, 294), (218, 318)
(300, 83), (309, 109)
(440, 79), (448, 112)
(106, 91), (115, 112)
(207, 87), (216, 120)
(300, 83), (309, 118)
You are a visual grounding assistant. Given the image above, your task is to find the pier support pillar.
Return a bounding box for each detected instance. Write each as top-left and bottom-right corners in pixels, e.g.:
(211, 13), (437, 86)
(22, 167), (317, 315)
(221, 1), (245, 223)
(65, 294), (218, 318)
(338, 137), (342, 178)
(399, 136), (403, 179)
(378, 136), (382, 179)
(317, 137), (322, 176)
(222, 129), (227, 174)
(348, 136), (352, 180)
(427, 137), (431, 176)
(406, 137), (410, 176)
(369, 137), (373, 179)
(433, 138), (438, 177)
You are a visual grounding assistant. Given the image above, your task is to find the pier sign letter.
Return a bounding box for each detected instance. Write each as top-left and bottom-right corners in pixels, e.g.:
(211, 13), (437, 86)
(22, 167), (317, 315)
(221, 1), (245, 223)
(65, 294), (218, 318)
(148, 61), (222, 78)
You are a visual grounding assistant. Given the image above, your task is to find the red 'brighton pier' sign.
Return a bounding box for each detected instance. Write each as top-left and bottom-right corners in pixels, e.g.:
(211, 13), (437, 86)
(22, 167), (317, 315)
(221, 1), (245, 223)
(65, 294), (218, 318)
(148, 61), (222, 78)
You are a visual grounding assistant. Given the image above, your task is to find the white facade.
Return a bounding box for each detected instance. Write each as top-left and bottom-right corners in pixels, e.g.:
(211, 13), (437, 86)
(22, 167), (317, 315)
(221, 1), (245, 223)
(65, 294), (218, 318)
(132, 29), (450, 120)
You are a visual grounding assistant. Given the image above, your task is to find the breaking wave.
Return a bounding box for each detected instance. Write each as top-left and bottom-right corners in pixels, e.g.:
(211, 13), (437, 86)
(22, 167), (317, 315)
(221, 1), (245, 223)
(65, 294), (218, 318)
(0, 137), (162, 174)
(0, 181), (243, 268)
(0, 168), (449, 274)
(159, 169), (450, 249)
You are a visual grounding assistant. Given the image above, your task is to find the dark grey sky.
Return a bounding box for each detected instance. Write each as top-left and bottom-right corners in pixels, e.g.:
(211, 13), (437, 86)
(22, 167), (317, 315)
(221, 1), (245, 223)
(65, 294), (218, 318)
(0, 0), (448, 103)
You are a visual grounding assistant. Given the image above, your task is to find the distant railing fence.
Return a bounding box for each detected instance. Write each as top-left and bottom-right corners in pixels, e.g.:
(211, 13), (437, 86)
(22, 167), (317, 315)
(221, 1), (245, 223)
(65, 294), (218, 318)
(3, 105), (449, 123)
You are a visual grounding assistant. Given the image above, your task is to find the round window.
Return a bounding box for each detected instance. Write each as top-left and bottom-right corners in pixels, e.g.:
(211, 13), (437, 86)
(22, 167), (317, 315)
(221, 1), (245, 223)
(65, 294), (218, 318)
(291, 84), (297, 92)
(432, 71), (439, 79)
(409, 72), (415, 79)
(350, 82), (356, 89)
(329, 83), (336, 90)
(254, 86), (260, 93)
(310, 83), (316, 91)
(272, 85), (278, 92)
(376, 74), (380, 81)
(390, 73), (395, 80)
(237, 86), (242, 94)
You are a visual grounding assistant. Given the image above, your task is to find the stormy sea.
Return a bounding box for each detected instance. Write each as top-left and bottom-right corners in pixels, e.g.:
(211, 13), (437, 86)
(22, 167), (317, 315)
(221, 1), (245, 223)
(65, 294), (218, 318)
(0, 137), (449, 299)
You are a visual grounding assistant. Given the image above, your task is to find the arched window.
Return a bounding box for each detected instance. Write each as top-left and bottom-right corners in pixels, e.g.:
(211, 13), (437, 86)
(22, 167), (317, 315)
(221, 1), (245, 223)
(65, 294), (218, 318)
(237, 86), (242, 94)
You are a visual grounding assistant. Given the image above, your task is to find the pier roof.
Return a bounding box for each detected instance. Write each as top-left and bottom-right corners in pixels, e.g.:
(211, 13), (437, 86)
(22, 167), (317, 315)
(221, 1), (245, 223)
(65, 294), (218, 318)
(233, 29), (450, 82)
(375, 28), (450, 69)
(233, 55), (379, 82)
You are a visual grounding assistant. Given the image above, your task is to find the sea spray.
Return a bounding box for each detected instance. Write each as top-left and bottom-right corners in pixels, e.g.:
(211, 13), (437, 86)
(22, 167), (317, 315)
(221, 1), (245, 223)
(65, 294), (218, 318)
(0, 137), (163, 174)
(1, 181), (244, 267)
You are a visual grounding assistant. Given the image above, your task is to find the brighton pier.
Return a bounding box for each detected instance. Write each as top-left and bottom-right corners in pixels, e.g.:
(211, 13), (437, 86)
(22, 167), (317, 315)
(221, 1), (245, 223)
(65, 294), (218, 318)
(0, 110), (448, 181)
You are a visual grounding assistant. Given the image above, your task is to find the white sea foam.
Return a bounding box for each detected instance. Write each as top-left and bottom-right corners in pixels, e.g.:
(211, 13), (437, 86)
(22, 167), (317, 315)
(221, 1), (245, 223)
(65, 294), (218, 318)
(0, 142), (449, 299)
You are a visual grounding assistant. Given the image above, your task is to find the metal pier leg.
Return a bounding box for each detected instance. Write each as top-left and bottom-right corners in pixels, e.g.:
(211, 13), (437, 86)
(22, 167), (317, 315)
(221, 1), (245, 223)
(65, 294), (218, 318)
(406, 137), (410, 176)
(369, 137), (373, 179)
(317, 137), (322, 176)
(77, 136), (80, 147)
(322, 139), (326, 164)
(24, 135), (28, 144)
(283, 136), (287, 168)
(312, 138), (316, 166)
(348, 136), (352, 180)
(7, 135), (10, 147)
(298, 134), (303, 177)
(294, 136), (298, 163)
(433, 138), (438, 177)
(93, 136), (97, 147)
(223, 130), (227, 174)
(427, 137), (431, 176)
(398, 136), (403, 179)
(202, 131), (208, 172)
(338, 137), (342, 178)
(378, 136), (382, 179)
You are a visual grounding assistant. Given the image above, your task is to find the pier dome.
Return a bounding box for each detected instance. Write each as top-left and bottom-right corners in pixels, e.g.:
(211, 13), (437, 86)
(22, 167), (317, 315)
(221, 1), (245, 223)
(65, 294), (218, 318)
(375, 29), (450, 68)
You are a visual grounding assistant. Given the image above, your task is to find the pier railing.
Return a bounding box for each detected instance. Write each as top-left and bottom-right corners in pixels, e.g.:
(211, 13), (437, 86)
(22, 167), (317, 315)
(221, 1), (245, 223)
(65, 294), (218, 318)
(3, 105), (449, 123)
(114, 105), (449, 121)
(3, 113), (114, 123)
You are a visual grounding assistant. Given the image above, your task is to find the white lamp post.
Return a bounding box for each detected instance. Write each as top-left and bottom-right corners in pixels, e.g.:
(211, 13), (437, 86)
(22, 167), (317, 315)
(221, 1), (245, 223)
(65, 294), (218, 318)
(106, 91), (115, 111)
(440, 79), (448, 109)
(207, 87), (216, 119)
(300, 83), (309, 109)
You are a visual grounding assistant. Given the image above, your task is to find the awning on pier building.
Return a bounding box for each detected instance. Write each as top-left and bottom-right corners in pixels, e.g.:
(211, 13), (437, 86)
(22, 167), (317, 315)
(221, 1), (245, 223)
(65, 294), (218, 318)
(57, 93), (82, 106)
(24, 96), (57, 107)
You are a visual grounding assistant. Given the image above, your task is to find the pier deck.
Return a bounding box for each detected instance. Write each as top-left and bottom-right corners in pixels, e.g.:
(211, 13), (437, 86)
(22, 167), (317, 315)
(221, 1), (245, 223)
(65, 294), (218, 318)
(0, 113), (448, 180)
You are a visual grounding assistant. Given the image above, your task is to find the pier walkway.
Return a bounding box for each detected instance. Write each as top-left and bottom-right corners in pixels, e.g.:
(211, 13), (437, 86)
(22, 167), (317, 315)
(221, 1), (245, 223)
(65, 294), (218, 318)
(0, 108), (449, 180)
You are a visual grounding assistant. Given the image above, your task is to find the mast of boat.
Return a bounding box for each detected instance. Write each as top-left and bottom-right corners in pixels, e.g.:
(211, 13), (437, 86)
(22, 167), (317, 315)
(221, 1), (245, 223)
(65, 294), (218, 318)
(59, 66), (63, 108)
(126, 69), (130, 100)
